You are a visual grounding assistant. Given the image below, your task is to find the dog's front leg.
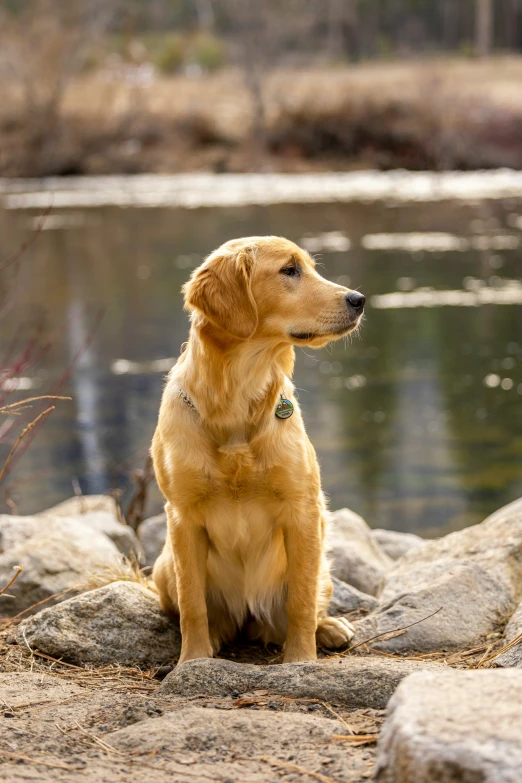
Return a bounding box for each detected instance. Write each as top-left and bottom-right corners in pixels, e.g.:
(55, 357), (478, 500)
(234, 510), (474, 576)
(282, 519), (321, 663)
(171, 516), (213, 663)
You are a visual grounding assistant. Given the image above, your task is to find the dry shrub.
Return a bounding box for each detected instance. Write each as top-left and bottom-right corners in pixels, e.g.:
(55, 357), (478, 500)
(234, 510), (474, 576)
(267, 82), (522, 170)
(0, 0), (117, 176)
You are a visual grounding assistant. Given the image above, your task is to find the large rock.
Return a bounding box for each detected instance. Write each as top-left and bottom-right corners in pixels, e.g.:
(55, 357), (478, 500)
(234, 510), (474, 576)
(137, 512), (166, 566)
(372, 528), (424, 561)
(329, 577), (378, 616)
(162, 656), (444, 710)
(15, 581), (181, 666)
(0, 516), (121, 618)
(374, 669), (522, 783)
(352, 506), (522, 652)
(495, 599), (522, 668)
(38, 495), (143, 561)
(483, 496), (522, 525)
(327, 508), (392, 596)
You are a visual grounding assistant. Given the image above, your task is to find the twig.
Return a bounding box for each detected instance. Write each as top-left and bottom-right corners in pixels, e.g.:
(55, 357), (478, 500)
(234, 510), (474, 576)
(0, 406), (55, 484)
(0, 586), (76, 627)
(125, 454), (155, 531)
(0, 749), (83, 771)
(320, 702), (354, 735)
(476, 631), (522, 668)
(331, 734), (378, 745)
(73, 721), (123, 755)
(259, 756), (340, 783)
(0, 199), (53, 273)
(22, 650), (85, 670)
(0, 566), (23, 597)
(341, 607), (444, 655)
(0, 395), (71, 412)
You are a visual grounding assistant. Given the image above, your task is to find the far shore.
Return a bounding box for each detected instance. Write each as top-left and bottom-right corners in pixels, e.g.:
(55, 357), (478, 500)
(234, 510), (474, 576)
(3, 57), (522, 179)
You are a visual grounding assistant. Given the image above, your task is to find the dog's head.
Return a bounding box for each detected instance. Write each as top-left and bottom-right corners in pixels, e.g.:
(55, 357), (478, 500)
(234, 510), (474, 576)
(183, 236), (364, 347)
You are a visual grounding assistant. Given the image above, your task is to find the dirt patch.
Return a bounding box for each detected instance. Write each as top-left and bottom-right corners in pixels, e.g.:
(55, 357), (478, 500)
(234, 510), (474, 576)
(0, 632), (381, 782)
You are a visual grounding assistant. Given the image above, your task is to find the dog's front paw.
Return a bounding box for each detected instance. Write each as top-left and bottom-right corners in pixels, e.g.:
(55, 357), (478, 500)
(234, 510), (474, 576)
(316, 616), (355, 649)
(178, 640), (214, 665)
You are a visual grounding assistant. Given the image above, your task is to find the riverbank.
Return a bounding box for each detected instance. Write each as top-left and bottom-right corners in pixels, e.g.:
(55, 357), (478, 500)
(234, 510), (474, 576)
(1, 495), (521, 781)
(3, 57), (522, 178)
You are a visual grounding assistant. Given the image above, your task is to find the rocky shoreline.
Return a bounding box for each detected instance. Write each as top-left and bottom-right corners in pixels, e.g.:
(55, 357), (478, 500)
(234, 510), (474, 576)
(1, 495), (521, 782)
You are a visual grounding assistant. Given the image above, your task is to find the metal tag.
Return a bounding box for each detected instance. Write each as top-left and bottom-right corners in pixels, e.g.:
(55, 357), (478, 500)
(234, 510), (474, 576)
(275, 398), (294, 419)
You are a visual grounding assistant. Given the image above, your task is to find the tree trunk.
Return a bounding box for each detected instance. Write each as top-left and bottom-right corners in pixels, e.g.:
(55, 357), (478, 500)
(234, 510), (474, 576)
(475, 0), (493, 58)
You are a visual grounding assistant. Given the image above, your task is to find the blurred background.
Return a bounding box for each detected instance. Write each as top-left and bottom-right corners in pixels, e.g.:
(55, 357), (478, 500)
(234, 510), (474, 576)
(0, 0), (521, 536)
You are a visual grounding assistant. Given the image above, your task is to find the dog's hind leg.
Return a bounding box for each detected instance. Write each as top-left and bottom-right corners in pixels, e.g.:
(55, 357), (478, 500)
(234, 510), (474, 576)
(316, 616), (355, 649)
(206, 591), (240, 655)
(315, 565), (355, 649)
(152, 541), (179, 617)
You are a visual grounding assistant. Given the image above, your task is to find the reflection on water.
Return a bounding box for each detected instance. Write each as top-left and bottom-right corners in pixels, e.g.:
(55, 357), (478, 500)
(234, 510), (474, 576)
(0, 191), (521, 536)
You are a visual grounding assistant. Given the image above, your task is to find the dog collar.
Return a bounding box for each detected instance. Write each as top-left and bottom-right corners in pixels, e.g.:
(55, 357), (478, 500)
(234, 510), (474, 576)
(179, 388), (294, 419)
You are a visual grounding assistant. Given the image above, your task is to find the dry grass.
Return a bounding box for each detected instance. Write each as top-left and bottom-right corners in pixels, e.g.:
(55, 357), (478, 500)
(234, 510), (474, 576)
(3, 57), (522, 176)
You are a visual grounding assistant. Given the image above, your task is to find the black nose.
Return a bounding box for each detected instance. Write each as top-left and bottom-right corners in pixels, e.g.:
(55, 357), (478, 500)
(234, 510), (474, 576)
(346, 291), (366, 311)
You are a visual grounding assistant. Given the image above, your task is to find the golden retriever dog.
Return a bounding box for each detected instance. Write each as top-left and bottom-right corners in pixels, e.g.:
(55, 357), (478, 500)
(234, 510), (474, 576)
(152, 236), (365, 664)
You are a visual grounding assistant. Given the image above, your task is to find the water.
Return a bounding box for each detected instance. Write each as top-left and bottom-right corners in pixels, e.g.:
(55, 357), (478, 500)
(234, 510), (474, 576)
(1, 175), (521, 536)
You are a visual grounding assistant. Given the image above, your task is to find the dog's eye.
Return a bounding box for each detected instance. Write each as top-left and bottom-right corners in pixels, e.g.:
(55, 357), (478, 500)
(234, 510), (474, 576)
(280, 265), (299, 277)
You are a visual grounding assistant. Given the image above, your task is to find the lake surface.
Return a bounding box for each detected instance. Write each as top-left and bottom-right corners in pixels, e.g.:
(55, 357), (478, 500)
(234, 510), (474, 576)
(1, 173), (521, 536)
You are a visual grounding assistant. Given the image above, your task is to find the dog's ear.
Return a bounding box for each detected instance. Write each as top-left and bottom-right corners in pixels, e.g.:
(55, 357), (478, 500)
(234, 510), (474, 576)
(183, 246), (258, 339)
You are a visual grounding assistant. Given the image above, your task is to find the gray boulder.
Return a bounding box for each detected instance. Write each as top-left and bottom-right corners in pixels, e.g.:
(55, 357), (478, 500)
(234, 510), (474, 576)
(37, 494), (119, 518)
(329, 577), (378, 616)
(352, 506), (522, 653)
(327, 508), (393, 596)
(15, 581), (181, 666)
(137, 512), (166, 566)
(0, 514), (39, 552)
(38, 495), (143, 561)
(0, 516), (121, 618)
(495, 599), (522, 668)
(372, 528), (424, 561)
(374, 669), (522, 783)
(162, 656), (444, 710)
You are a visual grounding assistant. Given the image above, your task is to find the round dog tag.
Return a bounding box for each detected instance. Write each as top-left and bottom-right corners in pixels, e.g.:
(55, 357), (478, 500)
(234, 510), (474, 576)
(275, 397), (294, 419)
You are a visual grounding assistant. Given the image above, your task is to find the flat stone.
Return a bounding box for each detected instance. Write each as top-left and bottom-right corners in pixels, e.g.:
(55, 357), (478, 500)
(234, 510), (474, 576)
(352, 505), (522, 652)
(374, 669), (522, 783)
(372, 528), (425, 561)
(327, 508), (393, 596)
(329, 577), (379, 616)
(15, 581), (181, 666)
(161, 655), (444, 710)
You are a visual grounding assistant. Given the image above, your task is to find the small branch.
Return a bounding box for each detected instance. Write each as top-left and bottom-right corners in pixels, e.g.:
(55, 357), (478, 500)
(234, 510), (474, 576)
(0, 750), (84, 772)
(0, 199), (54, 273)
(341, 607), (444, 655)
(0, 565), (23, 597)
(0, 395), (71, 413)
(331, 734), (378, 745)
(0, 406), (55, 484)
(0, 586), (77, 627)
(476, 630), (522, 668)
(259, 756), (339, 783)
(125, 454), (155, 531)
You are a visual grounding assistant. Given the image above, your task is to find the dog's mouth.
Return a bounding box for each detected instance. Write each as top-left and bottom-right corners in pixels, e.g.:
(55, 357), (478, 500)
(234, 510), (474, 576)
(289, 321), (360, 341)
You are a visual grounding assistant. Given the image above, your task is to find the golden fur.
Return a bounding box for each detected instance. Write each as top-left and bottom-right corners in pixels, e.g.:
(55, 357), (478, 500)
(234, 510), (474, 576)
(152, 236), (364, 664)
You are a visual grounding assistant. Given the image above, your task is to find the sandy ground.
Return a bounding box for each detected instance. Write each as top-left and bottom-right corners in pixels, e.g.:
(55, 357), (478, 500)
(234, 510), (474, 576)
(0, 633), (381, 783)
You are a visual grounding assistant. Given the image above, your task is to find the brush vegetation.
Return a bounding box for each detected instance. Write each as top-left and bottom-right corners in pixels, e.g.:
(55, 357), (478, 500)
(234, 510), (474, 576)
(2, 58), (522, 177)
